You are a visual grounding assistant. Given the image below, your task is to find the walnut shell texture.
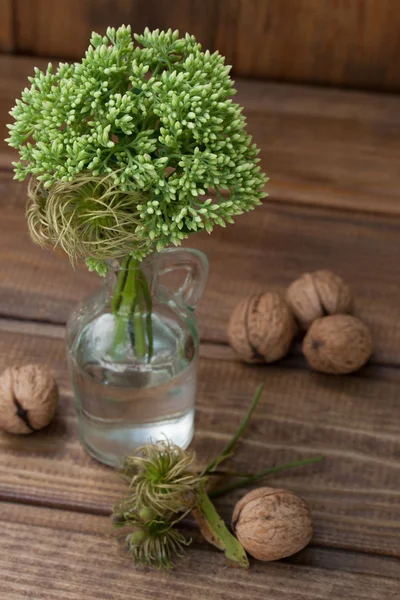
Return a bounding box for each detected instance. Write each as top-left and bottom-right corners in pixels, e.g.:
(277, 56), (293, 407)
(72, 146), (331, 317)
(232, 487), (313, 561)
(227, 292), (297, 363)
(286, 270), (353, 330)
(0, 364), (59, 434)
(303, 315), (373, 374)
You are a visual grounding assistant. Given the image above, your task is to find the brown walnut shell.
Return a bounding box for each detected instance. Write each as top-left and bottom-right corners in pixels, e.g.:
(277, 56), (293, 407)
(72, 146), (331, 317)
(0, 364), (59, 434)
(232, 487), (313, 561)
(286, 270), (353, 330)
(303, 314), (373, 374)
(227, 292), (297, 363)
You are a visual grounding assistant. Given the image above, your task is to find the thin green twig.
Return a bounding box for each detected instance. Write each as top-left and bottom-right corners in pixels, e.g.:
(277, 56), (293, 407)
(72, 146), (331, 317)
(207, 470), (256, 478)
(209, 456), (324, 499)
(204, 383), (264, 475)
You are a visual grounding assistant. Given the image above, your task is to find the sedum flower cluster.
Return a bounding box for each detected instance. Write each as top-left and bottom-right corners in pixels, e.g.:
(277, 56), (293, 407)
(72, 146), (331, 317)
(7, 25), (267, 272)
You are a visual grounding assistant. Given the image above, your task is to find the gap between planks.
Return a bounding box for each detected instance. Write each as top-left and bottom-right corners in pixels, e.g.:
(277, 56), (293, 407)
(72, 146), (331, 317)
(0, 315), (236, 367)
(1, 316), (400, 382)
(0, 500), (399, 584)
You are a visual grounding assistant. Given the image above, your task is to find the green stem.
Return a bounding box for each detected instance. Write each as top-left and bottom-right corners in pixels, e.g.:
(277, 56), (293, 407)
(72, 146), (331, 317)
(132, 276), (146, 360)
(209, 456), (324, 499)
(138, 270), (154, 361)
(194, 484), (249, 568)
(113, 257), (138, 350)
(112, 257), (154, 362)
(111, 256), (130, 314)
(204, 383), (264, 475)
(207, 470), (256, 478)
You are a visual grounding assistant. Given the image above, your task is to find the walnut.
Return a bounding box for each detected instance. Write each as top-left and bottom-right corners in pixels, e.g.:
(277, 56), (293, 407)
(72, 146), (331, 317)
(303, 315), (373, 374)
(0, 364), (59, 434)
(227, 292), (297, 363)
(286, 270), (353, 330)
(232, 487), (313, 561)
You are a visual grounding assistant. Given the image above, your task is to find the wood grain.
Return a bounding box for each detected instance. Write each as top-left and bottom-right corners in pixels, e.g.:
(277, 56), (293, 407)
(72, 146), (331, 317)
(13, 0), (219, 61)
(0, 0), (13, 53)
(0, 502), (399, 599)
(3, 499), (400, 580)
(231, 0), (400, 91)
(1, 173), (400, 366)
(234, 79), (400, 216)
(0, 327), (399, 557)
(9, 0), (400, 91)
(2, 55), (400, 215)
(0, 54), (399, 594)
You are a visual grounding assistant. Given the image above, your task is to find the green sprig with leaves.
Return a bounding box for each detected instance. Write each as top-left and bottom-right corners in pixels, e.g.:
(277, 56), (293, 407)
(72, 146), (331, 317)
(7, 25), (268, 273)
(112, 384), (323, 570)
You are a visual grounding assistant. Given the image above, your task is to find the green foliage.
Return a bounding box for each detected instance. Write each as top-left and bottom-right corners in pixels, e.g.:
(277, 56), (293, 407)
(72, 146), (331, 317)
(85, 257), (108, 276)
(111, 387), (321, 570)
(7, 25), (268, 262)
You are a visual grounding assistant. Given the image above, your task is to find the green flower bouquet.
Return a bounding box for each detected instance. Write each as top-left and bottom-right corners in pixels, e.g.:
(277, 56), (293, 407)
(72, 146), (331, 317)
(8, 26), (266, 254)
(6, 26), (268, 464)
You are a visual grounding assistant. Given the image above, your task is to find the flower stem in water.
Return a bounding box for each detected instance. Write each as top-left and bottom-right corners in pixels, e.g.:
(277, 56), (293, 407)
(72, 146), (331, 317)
(111, 257), (153, 361)
(132, 273), (146, 360)
(111, 255), (130, 314)
(138, 269), (153, 361)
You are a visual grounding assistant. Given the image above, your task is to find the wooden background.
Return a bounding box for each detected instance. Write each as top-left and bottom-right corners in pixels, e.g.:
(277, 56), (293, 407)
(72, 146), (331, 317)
(1, 0), (400, 597)
(2, 0), (400, 91)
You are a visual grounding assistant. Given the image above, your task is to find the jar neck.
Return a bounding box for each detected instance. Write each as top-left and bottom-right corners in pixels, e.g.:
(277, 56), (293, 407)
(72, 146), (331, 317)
(105, 253), (158, 298)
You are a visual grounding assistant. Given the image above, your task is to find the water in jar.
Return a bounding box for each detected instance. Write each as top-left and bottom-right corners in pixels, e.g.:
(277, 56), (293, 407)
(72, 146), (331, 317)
(68, 312), (197, 466)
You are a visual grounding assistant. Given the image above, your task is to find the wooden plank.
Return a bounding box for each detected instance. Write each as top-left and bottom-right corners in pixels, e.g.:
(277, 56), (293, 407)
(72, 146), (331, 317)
(3, 500), (400, 581)
(1, 314), (399, 383)
(2, 56), (400, 214)
(11, 0), (400, 92)
(0, 503), (399, 600)
(1, 173), (400, 366)
(230, 0), (400, 91)
(289, 545), (400, 580)
(0, 328), (399, 557)
(0, 0), (14, 53)
(234, 79), (400, 216)
(0, 189), (98, 324)
(188, 201), (400, 367)
(13, 0), (219, 61)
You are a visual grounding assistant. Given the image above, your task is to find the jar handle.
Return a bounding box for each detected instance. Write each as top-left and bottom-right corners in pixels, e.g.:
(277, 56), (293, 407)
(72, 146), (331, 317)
(158, 248), (209, 309)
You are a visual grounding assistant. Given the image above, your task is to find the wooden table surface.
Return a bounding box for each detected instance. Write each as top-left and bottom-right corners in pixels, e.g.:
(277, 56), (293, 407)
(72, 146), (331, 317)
(0, 55), (399, 599)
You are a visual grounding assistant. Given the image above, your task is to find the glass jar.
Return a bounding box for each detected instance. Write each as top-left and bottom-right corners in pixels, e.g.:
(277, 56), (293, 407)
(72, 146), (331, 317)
(66, 248), (208, 466)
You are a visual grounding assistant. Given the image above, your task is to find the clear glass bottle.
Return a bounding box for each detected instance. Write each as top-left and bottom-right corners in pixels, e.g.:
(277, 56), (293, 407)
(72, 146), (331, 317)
(66, 248), (208, 466)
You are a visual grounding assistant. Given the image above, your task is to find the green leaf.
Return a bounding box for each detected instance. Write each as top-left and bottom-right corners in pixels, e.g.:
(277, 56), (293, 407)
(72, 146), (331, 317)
(193, 485), (249, 568)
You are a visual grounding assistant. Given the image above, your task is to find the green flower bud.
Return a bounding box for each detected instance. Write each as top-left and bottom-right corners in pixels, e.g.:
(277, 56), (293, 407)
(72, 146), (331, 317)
(139, 507), (155, 522)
